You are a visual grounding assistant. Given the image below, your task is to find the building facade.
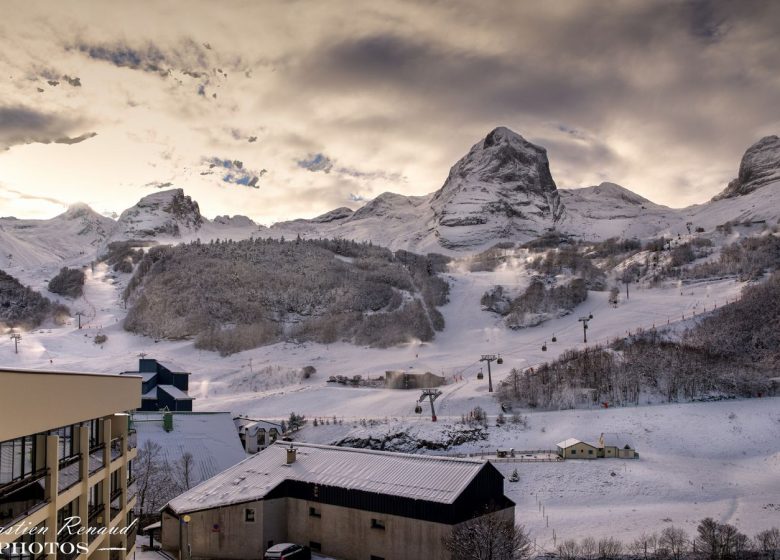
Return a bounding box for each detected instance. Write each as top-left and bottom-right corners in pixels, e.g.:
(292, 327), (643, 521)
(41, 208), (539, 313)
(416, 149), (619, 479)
(162, 442), (514, 560)
(0, 368), (141, 560)
(120, 359), (193, 412)
(233, 418), (281, 453)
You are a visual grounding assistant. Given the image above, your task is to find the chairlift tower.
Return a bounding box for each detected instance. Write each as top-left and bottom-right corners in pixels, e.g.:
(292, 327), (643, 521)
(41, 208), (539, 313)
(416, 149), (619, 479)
(419, 389), (442, 422)
(578, 313), (594, 343)
(479, 354), (502, 393)
(10, 332), (21, 354)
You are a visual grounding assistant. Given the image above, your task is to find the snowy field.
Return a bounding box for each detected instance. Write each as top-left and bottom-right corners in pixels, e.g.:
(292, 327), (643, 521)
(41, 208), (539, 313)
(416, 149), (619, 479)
(1, 257), (776, 543)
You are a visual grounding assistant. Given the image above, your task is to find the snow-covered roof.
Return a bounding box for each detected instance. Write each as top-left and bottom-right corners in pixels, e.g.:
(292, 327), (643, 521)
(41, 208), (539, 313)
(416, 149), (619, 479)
(556, 438), (595, 449)
(155, 360), (190, 374)
(599, 433), (634, 449)
(121, 371), (157, 382)
(241, 420), (283, 435)
(132, 412), (246, 486)
(167, 442), (487, 514)
(141, 387), (157, 400)
(158, 385), (194, 400)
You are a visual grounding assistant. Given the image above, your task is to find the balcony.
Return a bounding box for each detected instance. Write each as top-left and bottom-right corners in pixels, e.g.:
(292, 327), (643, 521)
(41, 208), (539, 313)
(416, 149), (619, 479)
(57, 455), (82, 493)
(109, 438), (123, 462)
(89, 444), (105, 475)
(109, 488), (122, 522)
(127, 477), (137, 502)
(0, 470), (48, 530)
(87, 505), (105, 543)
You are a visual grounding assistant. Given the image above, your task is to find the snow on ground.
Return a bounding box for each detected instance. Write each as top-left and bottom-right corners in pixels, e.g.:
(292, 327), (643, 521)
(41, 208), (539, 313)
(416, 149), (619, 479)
(0, 254), (775, 543)
(297, 398), (780, 549)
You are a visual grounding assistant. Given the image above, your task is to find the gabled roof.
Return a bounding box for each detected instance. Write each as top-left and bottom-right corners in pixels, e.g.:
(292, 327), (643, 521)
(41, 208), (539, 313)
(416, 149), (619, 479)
(556, 438), (597, 449)
(158, 385), (195, 400)
(167, 442), (488, 514)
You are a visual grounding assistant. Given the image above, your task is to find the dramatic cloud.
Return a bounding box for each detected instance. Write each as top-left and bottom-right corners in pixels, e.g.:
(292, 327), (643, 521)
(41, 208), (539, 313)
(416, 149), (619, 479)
(0, 0), (779, 221)
(0, 105), (93, 150)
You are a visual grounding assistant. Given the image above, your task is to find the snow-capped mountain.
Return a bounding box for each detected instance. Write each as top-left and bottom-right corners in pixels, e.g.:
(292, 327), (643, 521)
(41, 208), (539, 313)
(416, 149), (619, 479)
(2, 127), (779, 273)
(0, 203), (114, 270)
(430, 127), (564, 248)
(273, 127), (780, 251)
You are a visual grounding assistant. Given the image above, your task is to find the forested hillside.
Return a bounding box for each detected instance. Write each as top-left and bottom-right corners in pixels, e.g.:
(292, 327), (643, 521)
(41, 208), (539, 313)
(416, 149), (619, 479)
(499, 272), (780, 409)
(123, 237), (450, 354)
(0, 270), (70, 329)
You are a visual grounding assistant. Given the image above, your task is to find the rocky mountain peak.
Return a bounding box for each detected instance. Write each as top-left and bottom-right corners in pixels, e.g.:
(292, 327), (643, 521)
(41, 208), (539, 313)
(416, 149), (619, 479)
(713, 135), (780, 200)
(429, 126), (564, 248)
(114, 188), (203, 240)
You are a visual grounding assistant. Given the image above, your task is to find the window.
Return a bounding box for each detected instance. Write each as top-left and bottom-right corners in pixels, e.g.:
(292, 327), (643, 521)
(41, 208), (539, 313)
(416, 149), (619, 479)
(0, 436), (37, 484)
(309, 506), (321, 518)
(52, 425), (76, 461)
(309, 541), (321, 552)
(571, 449), (576, 455)
(588, 449), (593, 455)
(371, 518), (385, 530)
(244, 508), (255, 523)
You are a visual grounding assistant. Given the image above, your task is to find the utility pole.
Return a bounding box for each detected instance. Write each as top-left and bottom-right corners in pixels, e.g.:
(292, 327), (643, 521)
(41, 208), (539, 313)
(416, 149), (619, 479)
(419, 389), (442, 422)
(10, 332), (21, 354)
(480, 354), (499, 392)
(578, 314), (593, 343)
(75, 311), (84, 329)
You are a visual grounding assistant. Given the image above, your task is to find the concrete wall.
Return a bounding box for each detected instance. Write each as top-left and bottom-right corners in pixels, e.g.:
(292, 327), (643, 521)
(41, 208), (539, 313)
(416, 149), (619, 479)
(0, 369), (141, 441)
(164, 500), (269, 560)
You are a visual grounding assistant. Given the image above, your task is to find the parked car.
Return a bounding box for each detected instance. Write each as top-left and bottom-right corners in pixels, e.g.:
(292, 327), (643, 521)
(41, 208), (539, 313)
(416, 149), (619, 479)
(264, 543), (311, 560)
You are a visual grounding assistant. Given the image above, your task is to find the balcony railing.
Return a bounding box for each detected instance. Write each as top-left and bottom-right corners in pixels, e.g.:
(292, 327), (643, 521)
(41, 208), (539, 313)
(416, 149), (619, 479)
(87, 505), (104, 543)
(89, 444), (105, 475)
(57, 455), (82, 493)
(126, 528), (137, 552)
(127, 478), (137, 502)
(0, 470), (48, 531)
(109, 438), (123, 462)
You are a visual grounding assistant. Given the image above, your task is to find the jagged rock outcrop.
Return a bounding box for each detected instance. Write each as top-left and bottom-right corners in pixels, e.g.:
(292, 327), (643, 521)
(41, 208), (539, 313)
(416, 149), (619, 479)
(113, 188), (203, 239)
(430, 127), (565, 248)
(714, 135), (780, 200)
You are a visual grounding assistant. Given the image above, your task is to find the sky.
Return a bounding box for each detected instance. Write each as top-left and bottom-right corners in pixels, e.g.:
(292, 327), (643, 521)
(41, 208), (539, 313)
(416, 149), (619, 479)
(1, 0), (779, 223)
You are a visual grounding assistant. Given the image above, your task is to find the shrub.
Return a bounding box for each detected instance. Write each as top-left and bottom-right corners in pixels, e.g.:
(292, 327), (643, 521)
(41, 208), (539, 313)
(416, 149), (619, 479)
(48, 267), (85, 298)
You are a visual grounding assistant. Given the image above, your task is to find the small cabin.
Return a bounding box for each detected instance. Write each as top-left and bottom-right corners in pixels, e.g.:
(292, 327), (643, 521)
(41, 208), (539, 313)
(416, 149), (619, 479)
(556, 438), (599, 459)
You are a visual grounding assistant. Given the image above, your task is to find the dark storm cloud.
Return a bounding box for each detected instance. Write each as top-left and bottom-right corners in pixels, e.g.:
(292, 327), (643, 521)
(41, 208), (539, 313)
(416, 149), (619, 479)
(0, 105), (92, 150)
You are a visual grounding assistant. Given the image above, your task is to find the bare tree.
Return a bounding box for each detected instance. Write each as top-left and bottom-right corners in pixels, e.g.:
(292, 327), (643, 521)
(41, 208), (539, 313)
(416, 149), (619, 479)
(443, 514), (532, 560)
(135, 440), (172, 516)
(754, 528), (779, 560)
(629, 532), (658, 560)
(174, 452), (196, 492)
(659, 526), (689, 560)
(557, 539), (580, 560)
(598, 537), (623, 559)
(580, 536), (598, 560)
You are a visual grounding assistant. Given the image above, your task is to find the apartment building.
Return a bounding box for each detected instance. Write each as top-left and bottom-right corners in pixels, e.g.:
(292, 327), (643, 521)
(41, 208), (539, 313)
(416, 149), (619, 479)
(0, 368), (141, 560)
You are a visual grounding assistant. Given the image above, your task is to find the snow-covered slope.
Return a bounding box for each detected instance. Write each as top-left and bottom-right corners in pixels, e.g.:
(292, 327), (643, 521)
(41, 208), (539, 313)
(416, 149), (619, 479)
(0, 203), (114, 270)
(558, 182), (677, 240)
